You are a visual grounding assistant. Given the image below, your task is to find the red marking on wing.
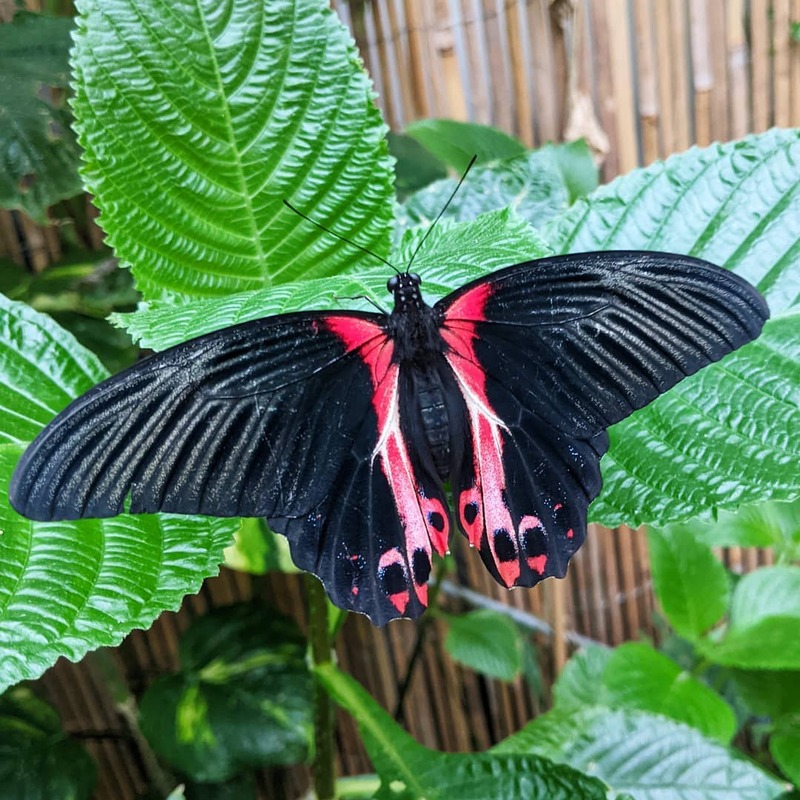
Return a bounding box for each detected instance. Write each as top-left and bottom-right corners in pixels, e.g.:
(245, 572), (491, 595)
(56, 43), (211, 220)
(528, 555), (548, 574)
(445, 282), (493, 322)
(442, 292), (521, 587)
(566, 528), (574, 539)
(325, 316), (447, 612)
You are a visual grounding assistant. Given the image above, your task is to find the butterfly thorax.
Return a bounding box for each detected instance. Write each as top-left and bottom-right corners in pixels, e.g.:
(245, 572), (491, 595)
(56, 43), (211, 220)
(387, 273), (453, 480)
(386, 273), (445, 366)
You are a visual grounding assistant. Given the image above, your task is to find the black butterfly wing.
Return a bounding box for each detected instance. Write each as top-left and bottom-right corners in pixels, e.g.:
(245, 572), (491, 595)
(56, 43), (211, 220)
(274, 317), (451, 624)
(10, 311), (449, 624)
(436, 251), (769, 586)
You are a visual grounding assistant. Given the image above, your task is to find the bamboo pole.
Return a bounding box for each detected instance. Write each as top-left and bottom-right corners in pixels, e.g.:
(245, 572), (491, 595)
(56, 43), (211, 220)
(506, 0), (535, 144)
(773, 0), (792, 128)
(690, 0), (713, 147)
(606, 0), (639, 171)
(633, 0), (661, 163)
(793, 0), (800, 127)
(727, 0), (750, 137)
(669, 0), (692, 150)
(435, 0), (470, 119)
(404, 0), (432, 118)
(750, 0), (771, 132)
(707, 0), (730, 142)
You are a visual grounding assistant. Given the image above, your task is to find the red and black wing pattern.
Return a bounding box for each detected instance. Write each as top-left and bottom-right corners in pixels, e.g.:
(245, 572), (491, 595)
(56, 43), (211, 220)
(283, 317), (451, 624)
(9, 311), (448, 625)
(436, 252), (768, 587)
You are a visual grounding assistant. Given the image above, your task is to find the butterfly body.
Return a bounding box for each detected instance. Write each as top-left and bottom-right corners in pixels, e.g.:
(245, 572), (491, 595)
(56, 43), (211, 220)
(9, 252), (769, 624)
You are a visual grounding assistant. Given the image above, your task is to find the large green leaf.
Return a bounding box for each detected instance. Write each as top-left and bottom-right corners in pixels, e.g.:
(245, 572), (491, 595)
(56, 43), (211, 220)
(0, 687), (96, 800)
(553, 643), (735, 743)
(558, 129), (800, 525)
(771, 729), (800, 787)
(495, 705), (785, 800)
(396, 150), (570, 241)
(700, 566), (800, 669)
(551, 644), (612, 710)
(317, 664), (610, 800)
(114, 209), (551, 349)
(0, 297), (237, 690)
(443, 609), (523, 682)
(647, 525), (731, 640)
(404, 119), (526, 169)
(139, 603), (313, 782)
(603, 643), (736, 743)
(0, 12), (82, 221)
(71, 0), (393, 302)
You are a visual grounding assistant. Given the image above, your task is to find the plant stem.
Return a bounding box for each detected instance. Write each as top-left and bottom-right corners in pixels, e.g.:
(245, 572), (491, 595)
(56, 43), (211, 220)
(306, 574), (336, 800)
(393, 556), (448, 722)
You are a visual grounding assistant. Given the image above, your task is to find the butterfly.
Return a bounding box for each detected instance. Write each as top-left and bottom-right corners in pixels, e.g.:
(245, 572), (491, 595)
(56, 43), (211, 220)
(9, 252), (768, 624)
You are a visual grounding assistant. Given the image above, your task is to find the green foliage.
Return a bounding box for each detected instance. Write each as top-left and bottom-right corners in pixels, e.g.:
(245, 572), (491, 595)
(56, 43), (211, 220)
(554, 129), (800, 526)
(647, 525), (731, 640)
(4, 255), (140, 372)
(396, 150), (571, 238)
(540, 139), (599, 203)
(443, 609), (523, 682)
(553, 642), (735, 743)
(71, 0), (394, 303)
(0, 11), (82, 221)
(494, 704), (784, 800)
(317, 663), (611, 800)
(387, 131), (447, 200)
(689, 500), (800, 561)
(0, 686), (96, 799)
(699, 566), (800, 669)
(602, 643), (736, 743)
(114, 209), (552, 350)
(223, 518), (298, 575)
(139, 603), (313, 783)
(404, 118), (526, 168)
(0, 295), (238, 691)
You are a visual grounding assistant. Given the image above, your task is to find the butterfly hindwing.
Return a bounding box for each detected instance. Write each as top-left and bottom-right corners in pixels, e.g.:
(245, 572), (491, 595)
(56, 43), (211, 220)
(279, 317), (451, 623)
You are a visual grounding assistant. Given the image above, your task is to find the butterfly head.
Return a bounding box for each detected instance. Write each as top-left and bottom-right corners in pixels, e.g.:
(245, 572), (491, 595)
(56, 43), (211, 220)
(387, 272), (423, 313)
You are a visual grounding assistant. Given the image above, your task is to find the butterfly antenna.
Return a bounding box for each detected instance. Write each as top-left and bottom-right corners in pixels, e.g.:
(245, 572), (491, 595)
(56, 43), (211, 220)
(405, 154), (477, 273)
(283, 200), (400, 274)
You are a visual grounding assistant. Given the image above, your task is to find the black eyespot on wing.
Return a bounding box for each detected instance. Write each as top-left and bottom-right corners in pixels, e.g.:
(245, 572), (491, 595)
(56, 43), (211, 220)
(463, 501), (479, 524)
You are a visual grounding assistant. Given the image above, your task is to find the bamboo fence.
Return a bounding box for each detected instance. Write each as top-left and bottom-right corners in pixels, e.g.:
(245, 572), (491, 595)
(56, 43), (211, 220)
(3, 0), (798, 797)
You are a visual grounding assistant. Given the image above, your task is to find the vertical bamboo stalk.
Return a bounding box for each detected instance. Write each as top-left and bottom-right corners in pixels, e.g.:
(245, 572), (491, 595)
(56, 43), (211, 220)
(371, 0), (398, 127)
(772, 0), (792, 127)
(617, 526), (641, 638)
(586, 525), (609, 641)
(404, 0), (432, 118)
(528, 0), (558, 143)
(434, 0), (470, 119)
(792, 0), (800, 127)
(750, 0), (771, 131)
(387, 0), (416, 126)
(654, 0), (676, 155)
(633, 0), (661, 163)
(669, 0), (692, 150)
(690, 0), (713, 146)
(606, 0), (639, 170)
(549, 577), (568, 674)
(727, 0), (750, 137)
(602, 528), (625, 644)
(506, 0), (534, 144)
(707, 0), (729, 142)
(587, 0), (618, 177)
